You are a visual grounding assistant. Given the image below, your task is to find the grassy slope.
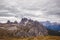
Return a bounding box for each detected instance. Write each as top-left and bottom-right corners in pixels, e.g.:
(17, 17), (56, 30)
(0, 36), (60, 40)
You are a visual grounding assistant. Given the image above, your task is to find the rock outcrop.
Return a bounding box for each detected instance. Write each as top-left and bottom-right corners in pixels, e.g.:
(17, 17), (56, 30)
(16, 18), (48, 37)
(0, 18), (48, 37)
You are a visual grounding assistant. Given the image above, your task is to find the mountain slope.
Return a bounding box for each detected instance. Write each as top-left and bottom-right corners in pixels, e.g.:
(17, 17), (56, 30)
(0, 18), (48, 37)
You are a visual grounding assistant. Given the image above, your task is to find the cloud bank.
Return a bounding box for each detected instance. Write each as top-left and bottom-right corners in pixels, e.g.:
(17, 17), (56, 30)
(0, 0), (60, 23)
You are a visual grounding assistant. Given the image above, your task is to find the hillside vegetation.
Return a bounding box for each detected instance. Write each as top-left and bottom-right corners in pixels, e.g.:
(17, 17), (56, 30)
(0, 36), (60, 40)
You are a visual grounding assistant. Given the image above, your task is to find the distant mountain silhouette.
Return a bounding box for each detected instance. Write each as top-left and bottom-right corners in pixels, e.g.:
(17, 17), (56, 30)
(41, 21), (60, 36)
(41, 21), (60, 31)
(47, 29), (60, 36)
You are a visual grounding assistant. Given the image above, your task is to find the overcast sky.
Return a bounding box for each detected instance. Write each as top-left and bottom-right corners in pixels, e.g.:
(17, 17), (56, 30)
(0, 0), (60, 23)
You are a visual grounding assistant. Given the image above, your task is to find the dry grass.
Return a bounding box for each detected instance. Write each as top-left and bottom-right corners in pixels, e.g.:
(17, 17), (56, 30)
(0, 36), (60, 40)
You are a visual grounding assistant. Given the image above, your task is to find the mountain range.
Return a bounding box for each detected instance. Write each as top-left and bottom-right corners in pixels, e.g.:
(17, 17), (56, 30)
(0, 18), (48, 37)
(0, 18), (60, 36)
(41, 21), (60, 31)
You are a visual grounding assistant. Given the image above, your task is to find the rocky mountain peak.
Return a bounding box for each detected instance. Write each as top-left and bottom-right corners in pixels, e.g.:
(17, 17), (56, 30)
(0, 18), (48, 37)
(17, 18), (48, 37)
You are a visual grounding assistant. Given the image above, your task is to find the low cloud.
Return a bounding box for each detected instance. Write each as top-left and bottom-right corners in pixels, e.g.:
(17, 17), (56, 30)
(0, 0), (60, 23)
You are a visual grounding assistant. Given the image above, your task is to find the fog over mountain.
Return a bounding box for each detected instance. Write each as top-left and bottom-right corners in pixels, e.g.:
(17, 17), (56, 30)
(0, 0), (60, 23)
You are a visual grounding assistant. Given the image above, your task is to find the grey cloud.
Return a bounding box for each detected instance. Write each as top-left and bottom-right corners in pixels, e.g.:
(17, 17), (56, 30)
(16, 0), (60, 18)
(23, 0), (60, 16)
(41, 0), (60, 16)
(0, 13), (14, 16)
(0, 0), (60, 16)
(0, 0), (60, 22)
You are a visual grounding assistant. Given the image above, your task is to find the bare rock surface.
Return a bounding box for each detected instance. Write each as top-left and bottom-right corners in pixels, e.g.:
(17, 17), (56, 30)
(0, 18), (48, 37)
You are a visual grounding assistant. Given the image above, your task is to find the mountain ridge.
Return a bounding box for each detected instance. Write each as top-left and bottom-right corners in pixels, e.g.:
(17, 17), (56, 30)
(0, 18), (48, 37)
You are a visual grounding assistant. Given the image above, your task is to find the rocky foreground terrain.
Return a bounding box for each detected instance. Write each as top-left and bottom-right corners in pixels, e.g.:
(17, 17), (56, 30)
(0, 18), (48, 37)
